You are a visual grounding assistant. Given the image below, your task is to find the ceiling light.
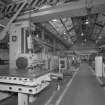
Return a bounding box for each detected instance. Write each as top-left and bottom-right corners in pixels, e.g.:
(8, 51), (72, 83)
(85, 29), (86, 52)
(84, 39), (87, 42)
(52, 19), (58, 22)
(85, 19), (89, 24)
(81, 33), (84, 36)
(64, 37), (67, 40)
(64, 32), (66, 34)
(39, 5), (51, 9)
(36, 34), (39, 38)
(98, 36), (102, 39)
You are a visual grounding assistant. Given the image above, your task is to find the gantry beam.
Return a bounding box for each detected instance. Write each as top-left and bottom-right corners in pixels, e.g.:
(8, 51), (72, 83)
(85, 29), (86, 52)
(16, 0), (105, 22)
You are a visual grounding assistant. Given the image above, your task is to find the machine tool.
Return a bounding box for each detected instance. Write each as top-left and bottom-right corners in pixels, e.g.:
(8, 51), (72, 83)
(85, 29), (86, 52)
(0, 20), (52, 105)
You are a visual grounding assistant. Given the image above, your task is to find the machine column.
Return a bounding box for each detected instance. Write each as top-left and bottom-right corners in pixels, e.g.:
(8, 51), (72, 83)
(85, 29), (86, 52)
(18, 93), (29, 105)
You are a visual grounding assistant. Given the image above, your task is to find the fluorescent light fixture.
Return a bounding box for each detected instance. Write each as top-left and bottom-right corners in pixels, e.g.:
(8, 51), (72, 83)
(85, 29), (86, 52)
(84, 39), (87, 42)
(39, 5), (51, 9)
(64, 32), (66, 34)
(85, 19), (89, 24)
(52, 19), (58, 22)
(81, 33), (84, 36)
(98, 36), (102, 39)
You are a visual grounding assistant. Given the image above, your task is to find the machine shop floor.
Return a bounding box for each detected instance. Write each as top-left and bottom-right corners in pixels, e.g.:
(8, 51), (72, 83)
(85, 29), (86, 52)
(59, 63), (105, 105)
(0, 72), (72, 105)
(1, 63), (105, 105)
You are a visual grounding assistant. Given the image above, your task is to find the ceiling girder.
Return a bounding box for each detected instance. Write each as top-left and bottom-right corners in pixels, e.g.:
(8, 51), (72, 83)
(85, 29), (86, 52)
(1, 0), (105, 22)
(96, 23), (105, 41)
(0, 0), (75, 19)
(16, 0), (105, 22)
(88, 14), (98, 40)
(95, 22), (104, 27)
(37, 23), (69, 48)
(59, 18), (70, 35)
(59, 18), (75, 43)
(48, 22), (70, 48)
(0, 0), (6, 5)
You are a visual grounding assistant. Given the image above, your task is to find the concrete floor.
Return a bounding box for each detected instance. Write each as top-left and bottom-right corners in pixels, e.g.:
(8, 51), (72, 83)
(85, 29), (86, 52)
(60, 63), (105, 105)
(1, 63), (105, 105)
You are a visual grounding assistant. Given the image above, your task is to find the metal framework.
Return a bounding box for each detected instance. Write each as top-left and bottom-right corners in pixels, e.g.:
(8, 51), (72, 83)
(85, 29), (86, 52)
(36, 23), (70, 48)
(1, 0), (105, 22)
(0, 72), (63, 105)
(0, 73), (51, 105)
(16, 0), (105, 22)
(0, 0), (27, 41)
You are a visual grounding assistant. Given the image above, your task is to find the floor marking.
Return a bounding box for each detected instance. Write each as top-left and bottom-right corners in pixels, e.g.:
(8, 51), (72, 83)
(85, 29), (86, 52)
(45, 91), (57, 105)
(55, 70), (78, 105)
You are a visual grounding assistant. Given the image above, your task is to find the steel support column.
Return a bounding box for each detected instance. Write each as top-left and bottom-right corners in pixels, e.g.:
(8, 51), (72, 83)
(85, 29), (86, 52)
(18, 93), (29, 105)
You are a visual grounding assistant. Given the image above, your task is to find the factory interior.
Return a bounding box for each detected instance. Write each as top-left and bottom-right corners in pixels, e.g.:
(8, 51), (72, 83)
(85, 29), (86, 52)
(1, 0), (105, 105)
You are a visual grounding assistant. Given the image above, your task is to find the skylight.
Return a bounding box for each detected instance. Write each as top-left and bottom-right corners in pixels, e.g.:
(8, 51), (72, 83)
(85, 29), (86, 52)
(49, 17), (76, 44)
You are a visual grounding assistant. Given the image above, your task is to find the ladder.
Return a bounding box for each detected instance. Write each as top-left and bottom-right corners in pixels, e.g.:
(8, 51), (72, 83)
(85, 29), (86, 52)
(0, 0), (27, 41)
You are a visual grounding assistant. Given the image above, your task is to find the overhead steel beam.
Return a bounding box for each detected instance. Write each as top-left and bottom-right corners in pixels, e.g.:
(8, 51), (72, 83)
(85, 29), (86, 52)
(0, 24), (5, 27)
(96, 23), (105, 39)
(44, 22), (70, 48)
(91, 14), (98, 38)
(95, 22), (104, 27)
(16, 0), (105, 22)
(0, 1), (27, 41)
(59, 17), (74, 43)
(36, 23), (70, 48)
(0, 0), (6, 6)
(59, 18), (70, 34)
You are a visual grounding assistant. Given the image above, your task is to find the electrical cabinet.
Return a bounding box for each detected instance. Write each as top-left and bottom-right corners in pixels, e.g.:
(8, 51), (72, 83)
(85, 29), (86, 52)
(95, 56), (103, 77)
